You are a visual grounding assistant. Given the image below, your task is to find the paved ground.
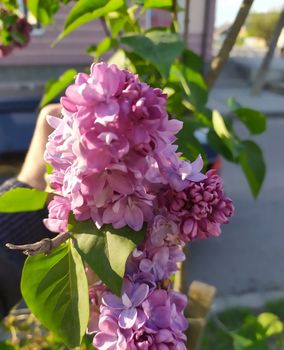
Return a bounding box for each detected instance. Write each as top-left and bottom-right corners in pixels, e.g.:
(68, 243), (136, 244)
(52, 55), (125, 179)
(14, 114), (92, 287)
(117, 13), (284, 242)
(186, 118), (284, 303)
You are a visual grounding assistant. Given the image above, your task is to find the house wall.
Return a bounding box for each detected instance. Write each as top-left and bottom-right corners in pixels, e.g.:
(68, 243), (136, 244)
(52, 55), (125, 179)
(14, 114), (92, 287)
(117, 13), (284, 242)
(187, 0), (216, 61)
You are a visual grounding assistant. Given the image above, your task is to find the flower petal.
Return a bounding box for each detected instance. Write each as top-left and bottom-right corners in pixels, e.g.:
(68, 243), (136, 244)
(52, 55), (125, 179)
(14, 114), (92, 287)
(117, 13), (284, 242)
(131, 283), (149, 306)
(118, 307), (137, 329)
(125, 204), (143, 231)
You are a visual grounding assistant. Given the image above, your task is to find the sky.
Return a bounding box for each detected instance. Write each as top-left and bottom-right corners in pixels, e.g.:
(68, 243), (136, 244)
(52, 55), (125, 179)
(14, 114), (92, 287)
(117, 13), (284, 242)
(216, 0), (284, 27)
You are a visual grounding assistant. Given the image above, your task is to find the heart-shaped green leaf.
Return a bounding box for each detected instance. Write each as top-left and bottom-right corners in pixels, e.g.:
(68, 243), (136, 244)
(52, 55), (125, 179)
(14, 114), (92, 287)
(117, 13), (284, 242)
(122, 31), (184, 78)
(21, 242), (89, 348)
(70, 220), (145, 295)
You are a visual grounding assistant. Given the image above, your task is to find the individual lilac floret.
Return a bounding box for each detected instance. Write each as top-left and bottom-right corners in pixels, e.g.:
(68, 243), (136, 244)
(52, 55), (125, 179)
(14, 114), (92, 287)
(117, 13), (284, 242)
(155, 147), (207, 192)
(102, 282), (149, 329)
(93, 315), (129, 350)
(125, 215), (185, 282)
(44, 195), (70, 233)
(165, 170), (234, 241)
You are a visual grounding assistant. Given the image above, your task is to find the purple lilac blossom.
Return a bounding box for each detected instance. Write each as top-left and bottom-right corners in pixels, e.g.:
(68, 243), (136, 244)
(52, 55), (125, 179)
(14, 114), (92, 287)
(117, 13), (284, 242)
(44, 62), (205, 232)
(43, 62), (234, 349)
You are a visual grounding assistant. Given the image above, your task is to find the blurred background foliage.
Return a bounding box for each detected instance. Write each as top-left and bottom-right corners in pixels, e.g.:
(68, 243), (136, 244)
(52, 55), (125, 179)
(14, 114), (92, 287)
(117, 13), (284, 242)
(0, 0), (266, 197)
(1, 301), (284, 350)
(246, 11), (281, 46)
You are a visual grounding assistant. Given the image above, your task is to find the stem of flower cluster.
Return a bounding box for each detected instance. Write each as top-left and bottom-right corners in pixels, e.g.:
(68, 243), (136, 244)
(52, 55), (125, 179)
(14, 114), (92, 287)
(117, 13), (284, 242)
(6, 232), (70, 256)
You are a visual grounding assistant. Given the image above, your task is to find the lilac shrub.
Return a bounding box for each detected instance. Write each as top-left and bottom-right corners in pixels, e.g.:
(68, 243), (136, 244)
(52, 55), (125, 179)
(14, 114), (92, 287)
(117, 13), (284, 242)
(0, 10), (32, 57)
(44, 62), (234, 349)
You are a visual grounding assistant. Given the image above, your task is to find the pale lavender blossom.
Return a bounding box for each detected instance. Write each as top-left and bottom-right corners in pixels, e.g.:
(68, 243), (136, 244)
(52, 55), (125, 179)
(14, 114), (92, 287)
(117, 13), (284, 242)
(102, 282), (149, 329)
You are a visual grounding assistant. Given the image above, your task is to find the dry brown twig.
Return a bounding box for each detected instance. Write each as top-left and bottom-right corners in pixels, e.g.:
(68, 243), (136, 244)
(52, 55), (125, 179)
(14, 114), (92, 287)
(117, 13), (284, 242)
(6, 232), (70, 256)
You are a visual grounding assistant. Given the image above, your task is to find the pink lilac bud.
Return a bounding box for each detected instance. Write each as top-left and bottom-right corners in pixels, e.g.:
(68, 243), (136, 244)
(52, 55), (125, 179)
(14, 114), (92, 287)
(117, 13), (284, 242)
(165, 170), (234, 241)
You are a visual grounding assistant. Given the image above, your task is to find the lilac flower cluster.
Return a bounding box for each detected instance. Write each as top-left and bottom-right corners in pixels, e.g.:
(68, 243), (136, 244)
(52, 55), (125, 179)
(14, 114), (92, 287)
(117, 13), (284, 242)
(160, 170), (234, 242)
(44, 62), (234, 349)
(90, 217), (188, 350)
(44, 62), (205, 233)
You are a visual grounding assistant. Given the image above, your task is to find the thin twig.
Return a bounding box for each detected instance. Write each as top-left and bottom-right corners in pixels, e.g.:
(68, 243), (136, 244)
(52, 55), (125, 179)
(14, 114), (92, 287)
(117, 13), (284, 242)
(172, 0), (178, 22)
(183, 0), (191, 43)
(6, 232), (70, 256)
(100, 17), (111, 38)
(251, 8), (284, 95)
(205, 0), (254, 89)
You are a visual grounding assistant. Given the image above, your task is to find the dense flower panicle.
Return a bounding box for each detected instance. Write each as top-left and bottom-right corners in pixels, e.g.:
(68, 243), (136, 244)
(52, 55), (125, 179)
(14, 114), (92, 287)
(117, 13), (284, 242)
(94, 283), (188, 350)
(44, 62), (205, 232)
(44, 62), (234, 349)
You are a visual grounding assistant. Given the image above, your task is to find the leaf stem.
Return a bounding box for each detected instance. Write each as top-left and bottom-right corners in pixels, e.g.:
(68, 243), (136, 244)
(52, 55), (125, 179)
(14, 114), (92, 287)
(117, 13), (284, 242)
(100, 17), (111, 37)
(6, 232), (70, 256)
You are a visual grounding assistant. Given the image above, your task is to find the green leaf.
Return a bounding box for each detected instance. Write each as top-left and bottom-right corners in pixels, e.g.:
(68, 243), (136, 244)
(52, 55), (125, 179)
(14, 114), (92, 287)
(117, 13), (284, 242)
(107, 12), (128, 37)
(234, 108), (266, 135)
(207, 129), (234, 162)
(228, 97), (266, 135)
(239, 140), (265, 197)
(121, 31), (184, 78)
(232, 334), (269, 350)
(94, 37), (118, 58)
(176, 119), (207, 164)
(21, 243), (89, 348)
(11, 31), (27, 45)
(143, 0), (173, 9)
(182, 48), (204, 72)
(70, 220), (145, 295)
(257, 313), (283, 336)
(40, 69), (77, 108)
(0, 188), (47, 212)
(0, 342), (19, 350)
(2, 14), (18, 28)
(46, 163), (53, 175)
(27, 0), (40, 20)
(27, 0), (60, 25)
(212, 110), (240, 160)
(233, 334), (253, 350)
(1, 0), (18, 11)
(183, 67), (208, 107)
(56, 0), (124, 43)
(168, 63), (208, 110)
